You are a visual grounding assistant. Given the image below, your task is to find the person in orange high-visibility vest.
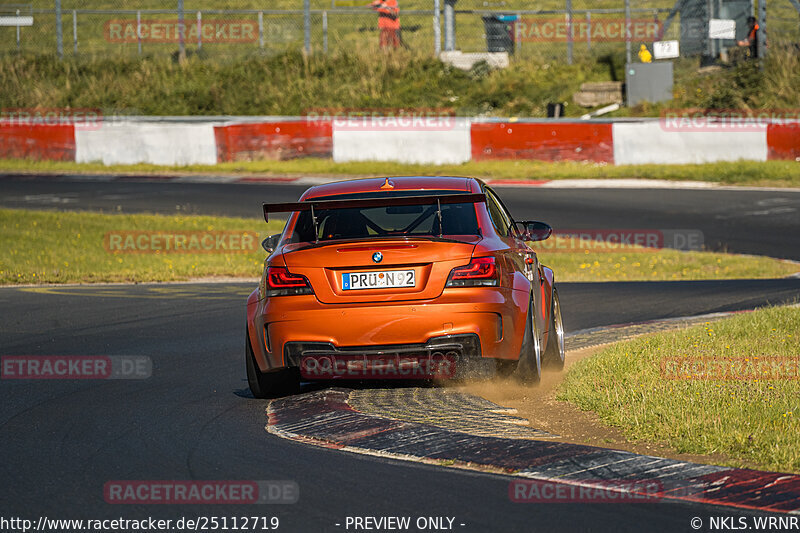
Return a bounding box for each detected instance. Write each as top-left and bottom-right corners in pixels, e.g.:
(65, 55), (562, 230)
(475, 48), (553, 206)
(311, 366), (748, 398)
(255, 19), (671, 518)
(737, 16), (760, 58)
(371, 0), (400, 49)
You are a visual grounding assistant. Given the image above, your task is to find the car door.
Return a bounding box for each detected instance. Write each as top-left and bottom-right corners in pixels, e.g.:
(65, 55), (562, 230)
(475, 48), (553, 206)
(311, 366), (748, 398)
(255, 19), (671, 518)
(484, 187), (546, 336)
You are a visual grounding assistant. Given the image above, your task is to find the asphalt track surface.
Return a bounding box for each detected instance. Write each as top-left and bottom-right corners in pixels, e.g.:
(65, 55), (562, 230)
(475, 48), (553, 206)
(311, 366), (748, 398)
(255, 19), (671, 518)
(2, 175), (800, 532)
(1, 174), (799, 259)
(3, 280), (800, 532)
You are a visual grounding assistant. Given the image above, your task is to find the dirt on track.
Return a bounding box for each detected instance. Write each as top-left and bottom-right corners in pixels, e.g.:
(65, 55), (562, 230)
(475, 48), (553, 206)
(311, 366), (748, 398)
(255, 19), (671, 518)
(456, 346), (732, 467)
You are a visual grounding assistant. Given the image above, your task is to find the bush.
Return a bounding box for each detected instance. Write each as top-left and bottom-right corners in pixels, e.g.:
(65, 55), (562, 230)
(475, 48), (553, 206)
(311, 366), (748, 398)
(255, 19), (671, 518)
(1, 46), (796, 116)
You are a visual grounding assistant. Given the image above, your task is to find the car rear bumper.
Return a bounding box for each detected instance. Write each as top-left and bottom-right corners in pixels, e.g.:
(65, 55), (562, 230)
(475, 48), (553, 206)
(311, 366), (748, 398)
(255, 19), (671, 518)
(248, 288), (527, 373)
(286, 334), (486, 380)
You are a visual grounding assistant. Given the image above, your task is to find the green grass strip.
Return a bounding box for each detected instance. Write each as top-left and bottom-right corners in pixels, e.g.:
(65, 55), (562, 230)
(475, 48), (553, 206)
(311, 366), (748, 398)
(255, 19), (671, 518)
(558, 305), (800, 473)
(2, 159), (800, 188)
(1, 208), (796, 284)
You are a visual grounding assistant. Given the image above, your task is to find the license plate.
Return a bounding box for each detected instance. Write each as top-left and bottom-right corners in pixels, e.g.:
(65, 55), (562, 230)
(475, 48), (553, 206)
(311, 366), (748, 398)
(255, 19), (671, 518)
(300, 354), (457, 380)
(342, 270), (415, 290)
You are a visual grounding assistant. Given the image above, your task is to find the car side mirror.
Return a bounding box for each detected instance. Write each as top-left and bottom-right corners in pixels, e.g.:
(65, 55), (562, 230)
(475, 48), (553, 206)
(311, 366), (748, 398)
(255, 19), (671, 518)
(517, 221), (553, 242)
(262, 234), (281, 253)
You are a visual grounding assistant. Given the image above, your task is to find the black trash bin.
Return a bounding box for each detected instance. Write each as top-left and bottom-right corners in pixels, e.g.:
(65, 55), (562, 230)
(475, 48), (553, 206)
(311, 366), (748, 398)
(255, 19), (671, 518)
(481, 14), (517, 55)
(547, 103), (565, 118)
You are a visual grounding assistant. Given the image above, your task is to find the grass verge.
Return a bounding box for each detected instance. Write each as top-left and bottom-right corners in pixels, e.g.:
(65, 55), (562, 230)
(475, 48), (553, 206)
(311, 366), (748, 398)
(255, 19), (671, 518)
(2, 159), (800, 188)
(0, 208), (283, 284)
(2, 44), (798, 117)
(536, 242), (799, 281)
(1, 208), (797, 284)
(557, 305), (800, 473)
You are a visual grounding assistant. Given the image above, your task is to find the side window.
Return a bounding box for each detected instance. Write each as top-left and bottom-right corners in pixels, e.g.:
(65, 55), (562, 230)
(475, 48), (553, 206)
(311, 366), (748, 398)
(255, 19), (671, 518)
(485, 188), (513, 237)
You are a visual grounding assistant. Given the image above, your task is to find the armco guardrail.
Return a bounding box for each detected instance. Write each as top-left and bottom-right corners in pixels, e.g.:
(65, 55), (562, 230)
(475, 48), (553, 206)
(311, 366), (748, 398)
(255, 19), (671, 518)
(1, 116), (798, 166)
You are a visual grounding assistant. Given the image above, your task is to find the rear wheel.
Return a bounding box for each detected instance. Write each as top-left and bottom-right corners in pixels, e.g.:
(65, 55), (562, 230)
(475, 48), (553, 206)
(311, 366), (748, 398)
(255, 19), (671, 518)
(246, 329), (299, 399)
(542, 288), (566, 371)
(514, 298), (542, 384)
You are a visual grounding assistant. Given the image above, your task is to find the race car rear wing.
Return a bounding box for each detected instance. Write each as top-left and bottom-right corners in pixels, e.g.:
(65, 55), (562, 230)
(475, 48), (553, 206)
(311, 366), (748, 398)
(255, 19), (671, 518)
(263, 192), (486, 242)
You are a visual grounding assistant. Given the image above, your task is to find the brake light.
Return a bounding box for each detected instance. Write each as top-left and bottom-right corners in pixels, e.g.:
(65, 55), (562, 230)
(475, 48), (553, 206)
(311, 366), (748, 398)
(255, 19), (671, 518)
(265, 266), (313, 296)
(446, 257), (499, 287)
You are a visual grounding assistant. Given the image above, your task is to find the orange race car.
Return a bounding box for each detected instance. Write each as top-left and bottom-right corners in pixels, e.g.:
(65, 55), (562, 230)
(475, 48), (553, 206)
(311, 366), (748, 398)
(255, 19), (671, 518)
(245, 176), (565, 397)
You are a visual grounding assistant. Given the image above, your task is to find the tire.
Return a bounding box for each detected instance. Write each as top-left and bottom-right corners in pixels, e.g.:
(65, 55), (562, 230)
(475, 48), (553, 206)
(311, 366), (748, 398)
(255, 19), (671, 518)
(514, 298), (542, 384)
(246, 329), (299, 399)
(542, 288), (566, 371)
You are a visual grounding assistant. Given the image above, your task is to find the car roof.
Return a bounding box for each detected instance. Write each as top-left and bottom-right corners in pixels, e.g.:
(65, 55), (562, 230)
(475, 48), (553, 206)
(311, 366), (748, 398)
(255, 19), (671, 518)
(300, 176), (481, 200)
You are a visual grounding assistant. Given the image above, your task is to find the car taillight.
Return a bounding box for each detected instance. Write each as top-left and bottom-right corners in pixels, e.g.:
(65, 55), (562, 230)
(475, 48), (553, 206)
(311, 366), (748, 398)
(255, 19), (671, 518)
(446, 257), (499, 287)
(265, 266), (313, 296)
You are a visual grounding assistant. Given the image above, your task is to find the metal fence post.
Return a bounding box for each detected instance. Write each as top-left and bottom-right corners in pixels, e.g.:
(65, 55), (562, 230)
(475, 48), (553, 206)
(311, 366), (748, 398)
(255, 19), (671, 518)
(586, 11), (591, 50)
(323, 11), (328, 54)
(197, 11), (202, 50)
(72, 9), (77, 55)
(137, 10), (142, 55)
(714, 0), (723, 57)
(434, 0), (441, 56)
(443, 0), (456, 52)
(258, 11), (264, 48)
(55, 0), (63, 59)
(706, 0), (714, 57)
(304, 0), (311, 54)
(566, 0), (573, 64)
(625, 0), (631, 64)
(16, 9), (21, 50)
(757, 0), (767, 59)
(178, 0), (186, 62)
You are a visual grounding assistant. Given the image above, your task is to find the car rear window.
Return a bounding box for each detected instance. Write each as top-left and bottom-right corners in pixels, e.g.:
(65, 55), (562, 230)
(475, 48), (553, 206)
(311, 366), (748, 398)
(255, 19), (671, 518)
(288, 190), (480, 243)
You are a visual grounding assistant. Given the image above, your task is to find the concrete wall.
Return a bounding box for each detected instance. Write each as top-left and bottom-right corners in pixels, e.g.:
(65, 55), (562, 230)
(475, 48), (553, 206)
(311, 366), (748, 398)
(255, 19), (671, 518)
(471, 122), (614, 162)
(215, 121), (332, 162)
(332, 119), (471, 165)
(75, 122), (218, 166)
(3, 116), (796, 167)
(613, 121), (768, 165)
(0, 124), (75, 161)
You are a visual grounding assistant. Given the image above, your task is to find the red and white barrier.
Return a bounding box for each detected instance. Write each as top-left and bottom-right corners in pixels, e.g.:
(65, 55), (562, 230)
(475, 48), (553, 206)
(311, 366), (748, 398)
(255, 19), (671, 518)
(1, 117), (797, 166)
(767, 123), (800, 161)
(215, 121), (332, 162)
(471, 121), (614, 162)
(75, 122), (217, 165)
(612, 121), (769, 165)
(0, 124), (75, 161)
(332, 118), (471, 165)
